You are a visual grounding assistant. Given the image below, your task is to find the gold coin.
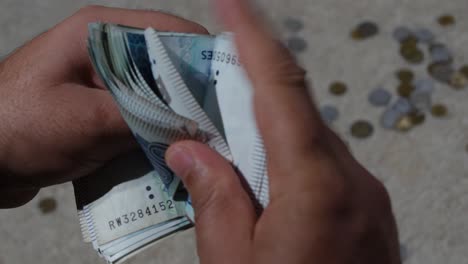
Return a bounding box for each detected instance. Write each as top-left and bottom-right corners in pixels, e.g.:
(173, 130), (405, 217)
(397, 83), (415, 98)
(38, 198), (57, 214)
(409, 111), (426, 126)
(431, 104), (448, 118)
(396, 115), (413, 132)
(459, 65), (468, 78)
(438, 15), (456, 26)
(351, 120), (374, 139)
(396, 69), (414, 83)
(401, 36), (419, 47)
(350, 21), (379, 40)
(400, 45), (424, 64)
(329, 82), (348, 95)
(449, 71), (467, 90)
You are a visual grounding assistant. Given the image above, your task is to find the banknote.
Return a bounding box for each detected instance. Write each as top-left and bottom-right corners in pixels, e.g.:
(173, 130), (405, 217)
(76, 23), (269, 263)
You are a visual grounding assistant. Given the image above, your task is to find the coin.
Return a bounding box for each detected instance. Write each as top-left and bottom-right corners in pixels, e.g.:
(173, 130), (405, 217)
(431, 104), (448, 117)
(396, 69), (414, 83)
(438, 14), (456, 26)
(400, 45), (424, 64)
(320, 105), (339, 124)
(381, 108), (402, 129)
(460, 65), (468, 78)
(329, 82), (348, 95)
(393, 27), (412, 42)
(393, 98), (412, 114)
(395, 115), (413, 132)
(284, 17), (304, 33)
(430, 45), (453, 63)
(287, 37), (308, 53)
(368, 87), (392, 107)
(428, 62), (455, 83)
(410, 87), (432, 111)
(401, 35), (419, 47)
(413, 79), (435, 93)
(38, 198), (57, 214)
(397, 83), (415, 98)
(409, 111), (426, 126)
(351, 120), (374, 139)
(414, 28), (435, 43)
(449, 71), (467, 89)
(351, 21), (379, 40)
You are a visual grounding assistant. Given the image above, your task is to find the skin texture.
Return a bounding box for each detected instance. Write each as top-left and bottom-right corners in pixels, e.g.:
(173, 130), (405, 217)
(0, 2), (400, 264)
(0, 5), (209, 208)
(165, 0), (401, 264)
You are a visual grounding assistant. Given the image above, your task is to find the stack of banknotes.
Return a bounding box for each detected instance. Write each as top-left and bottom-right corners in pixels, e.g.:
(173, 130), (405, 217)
(72, 23), (269, 263)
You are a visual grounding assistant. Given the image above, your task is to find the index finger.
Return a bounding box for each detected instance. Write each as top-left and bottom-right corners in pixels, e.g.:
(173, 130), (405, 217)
(214, 0), (329, 171)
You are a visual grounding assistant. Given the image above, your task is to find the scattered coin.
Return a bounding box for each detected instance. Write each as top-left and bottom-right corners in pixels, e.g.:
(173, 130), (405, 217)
(431, 104), (448, 118)
(410, 88), (432, 111)
(38, 197), (57, 214)
(393, 27), (412, 42)
(351, 21), (379, 40)
(401, 35), (419, 47)
(395, 115), (413, 132)
(381, 108), (402, 129)
(430, 45), (453, 63)
(393, 98), (412, 114)
(414, 28), (435, 43)
(409, 111), (426, 126)
(284, 17), (304, 33)
(396, 69), (414, 83)
(449, 71), (467, 89)
(413, 79), (435, 93)
(350, 120), (374, 139)
(368, 87), (392, 107)
(320, 105), (339, 124)
(400, 243), (409, 262)
(400, 45), (424, 64)
(397, 83), (415, 98)
(428, 62), (455, 83)
(438, 14), (456, 27)
(329, 82), (348, 95)
(286, 37), (308, 53)
(460, 65), (468, 78)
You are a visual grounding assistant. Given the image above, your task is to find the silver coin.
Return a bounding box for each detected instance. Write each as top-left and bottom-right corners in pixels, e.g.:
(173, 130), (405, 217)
(429, 62), (455, 83)
(414, 28), (435, 43)
(393, 26), (412, 42)
(400, 243), (409, 262)
(410, 90), (432, 111)
(368, 87), (392, 107)
(392, 98), (412, 114)
(413, 79), (435, 93)
(284, 17), (304, 33)
(320, 105), (339, 124)
(381, 108), (402, 129)
(430, 45), (452, 63)
(287, 37), (308, 53)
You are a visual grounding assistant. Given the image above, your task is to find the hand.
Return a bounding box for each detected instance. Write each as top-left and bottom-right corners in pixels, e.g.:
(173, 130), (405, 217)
(0, 6), (208, 208)
(166, 0), (401, 263)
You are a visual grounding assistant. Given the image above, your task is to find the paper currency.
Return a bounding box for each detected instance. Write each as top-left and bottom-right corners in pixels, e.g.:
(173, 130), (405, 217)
(75, 23), (269, 263)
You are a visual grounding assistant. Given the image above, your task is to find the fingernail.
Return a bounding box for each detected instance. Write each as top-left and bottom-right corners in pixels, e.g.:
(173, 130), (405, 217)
(166, 146), (195, 179)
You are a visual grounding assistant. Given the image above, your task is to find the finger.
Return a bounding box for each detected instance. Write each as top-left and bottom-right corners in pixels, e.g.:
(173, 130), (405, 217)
(48, 6), (210, 83)
(214, 0), (329, 169)
(166, 141), (255, 263)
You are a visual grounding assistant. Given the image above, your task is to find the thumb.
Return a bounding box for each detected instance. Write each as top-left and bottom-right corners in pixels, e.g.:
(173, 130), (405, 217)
(166, 141), (255, 263)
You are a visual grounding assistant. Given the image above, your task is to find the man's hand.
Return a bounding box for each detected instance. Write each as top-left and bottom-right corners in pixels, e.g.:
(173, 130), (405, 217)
(166, 0), (401, 263)
(0, 6), (208, 208)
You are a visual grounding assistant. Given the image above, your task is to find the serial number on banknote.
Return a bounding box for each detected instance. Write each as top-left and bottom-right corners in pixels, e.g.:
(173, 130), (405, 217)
(107, 200), (175, 231)
(201, 50), (241, 66)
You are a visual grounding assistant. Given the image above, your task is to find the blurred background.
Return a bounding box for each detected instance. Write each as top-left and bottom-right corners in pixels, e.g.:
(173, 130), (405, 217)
(1, 0), (467, 263)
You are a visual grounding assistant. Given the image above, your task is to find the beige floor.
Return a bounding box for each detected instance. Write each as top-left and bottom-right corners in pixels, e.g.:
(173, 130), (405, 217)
(1, 0), (468, 263)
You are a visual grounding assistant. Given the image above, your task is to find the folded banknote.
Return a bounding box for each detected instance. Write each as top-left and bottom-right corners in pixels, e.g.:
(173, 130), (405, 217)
(74, 23), (268, 263)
